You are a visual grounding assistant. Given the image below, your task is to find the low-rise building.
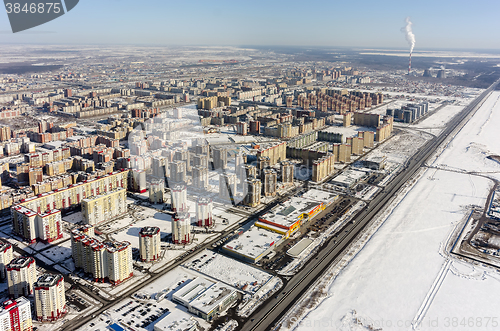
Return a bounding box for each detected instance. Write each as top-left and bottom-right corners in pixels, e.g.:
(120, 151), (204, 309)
(256, 196), (325, 238)
(222, 226), (283, 263)
(172, 276), (238, 321)
(330, 169), (367, 188)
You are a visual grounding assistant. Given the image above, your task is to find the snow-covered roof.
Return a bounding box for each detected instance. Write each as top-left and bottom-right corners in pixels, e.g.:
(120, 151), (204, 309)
(223, 226), (282, 260)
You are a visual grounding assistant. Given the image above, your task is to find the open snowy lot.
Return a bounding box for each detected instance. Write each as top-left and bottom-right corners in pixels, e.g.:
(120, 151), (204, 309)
(183, 250), (273, 294)
(411, 104), (465, 136)
(282, 91), (500, 331)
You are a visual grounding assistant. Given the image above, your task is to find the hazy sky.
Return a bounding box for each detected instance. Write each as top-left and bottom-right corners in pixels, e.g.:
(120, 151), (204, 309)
(1, 0), (500, 50)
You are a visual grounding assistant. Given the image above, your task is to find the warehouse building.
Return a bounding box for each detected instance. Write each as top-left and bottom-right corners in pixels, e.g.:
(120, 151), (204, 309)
(222, 226), (283, 263)
(330, 169), (367, 188)
(172, 276), (238, 321)
(256, 195), (325, 238)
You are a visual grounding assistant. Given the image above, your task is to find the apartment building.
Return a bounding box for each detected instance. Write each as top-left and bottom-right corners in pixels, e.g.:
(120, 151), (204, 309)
(34, 274), (66, 322)
(139, 226), (161, 262)
(81, 188), (126, 225)
(6, 257), (37, 298)
(0, 297), (32, 331)
(71, 226), (133, 285)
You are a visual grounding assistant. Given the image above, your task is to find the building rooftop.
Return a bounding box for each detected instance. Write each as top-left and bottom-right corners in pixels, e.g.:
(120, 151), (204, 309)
(259, 196), (322, 230)
(330, 169), (367, 188)
(287, 238), (314, 258)
(189, 282), (236, 315)
(223, 226), (282, 260)
(13, 205), (37, 217)
(0, 241), (12, 252)
(153, 309), (197, 331)
(43, 141), (64, 150)
(301, 189), (339, 205)
(172, 276), (237, 316)
(7, 256), (35, 269)
(1, 297), (30, 312)
(173, 277), (216, 307)
(34, 274), (63, 288)
(81, 187), (126, 202)
(37, 209), (61, 218)
(140, 226), (160, 236)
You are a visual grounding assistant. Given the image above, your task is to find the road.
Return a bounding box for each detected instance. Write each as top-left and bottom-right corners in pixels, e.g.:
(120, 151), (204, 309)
(62, 183), (306, 331)
(241, 81), (500, 331)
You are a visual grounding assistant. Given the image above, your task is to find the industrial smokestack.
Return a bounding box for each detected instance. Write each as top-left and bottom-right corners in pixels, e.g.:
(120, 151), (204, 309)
(408, 53), (412, 75)
(402, 17), (416, 74)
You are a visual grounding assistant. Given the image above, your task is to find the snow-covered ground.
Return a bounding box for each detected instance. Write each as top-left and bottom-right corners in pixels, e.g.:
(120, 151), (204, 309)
(429, 91), (500, 181)
(280, 91), (500, 331)
(76, 267), (214, 331)
(368, 129), (432, 164)
(411, 105), (465, 136)
(183, 250), (273, 294)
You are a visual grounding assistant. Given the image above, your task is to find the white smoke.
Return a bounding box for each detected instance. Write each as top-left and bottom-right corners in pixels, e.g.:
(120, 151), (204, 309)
(402, 17), (416, 54)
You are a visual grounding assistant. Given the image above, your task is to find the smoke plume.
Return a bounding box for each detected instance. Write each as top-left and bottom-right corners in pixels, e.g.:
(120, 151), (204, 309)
(402, 17), (415, 53)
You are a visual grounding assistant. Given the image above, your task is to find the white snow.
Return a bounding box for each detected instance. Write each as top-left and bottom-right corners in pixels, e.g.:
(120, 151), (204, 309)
(183, 250), (273, 294)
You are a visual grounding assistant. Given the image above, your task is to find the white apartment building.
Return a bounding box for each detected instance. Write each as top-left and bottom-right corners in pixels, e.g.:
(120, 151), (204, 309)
(34, 274), (66, 322)
(139, 226), (161, 262)
(6, 257), (37, 298)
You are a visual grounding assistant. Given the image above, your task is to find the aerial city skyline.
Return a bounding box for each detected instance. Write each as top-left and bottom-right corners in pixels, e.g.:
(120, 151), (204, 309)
(0, 1), (499, 331)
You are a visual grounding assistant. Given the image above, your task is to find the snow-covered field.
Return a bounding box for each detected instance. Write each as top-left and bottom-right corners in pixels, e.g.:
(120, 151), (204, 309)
(369, 129), (432, 164)
(411, 105), (465, 136)
(281, 91), (500, 331)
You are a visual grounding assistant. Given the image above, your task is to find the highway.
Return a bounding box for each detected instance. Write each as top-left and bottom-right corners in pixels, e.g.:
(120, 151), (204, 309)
(65, 80), (498, 331)
(241, 80), (500, 331)
(62, 183), (306, 331)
